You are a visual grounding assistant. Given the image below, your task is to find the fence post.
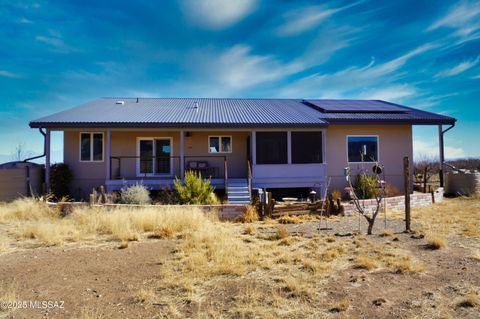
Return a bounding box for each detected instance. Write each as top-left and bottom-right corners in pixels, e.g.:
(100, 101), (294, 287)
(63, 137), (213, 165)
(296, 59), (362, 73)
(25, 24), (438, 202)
(403, 156), (411, 232)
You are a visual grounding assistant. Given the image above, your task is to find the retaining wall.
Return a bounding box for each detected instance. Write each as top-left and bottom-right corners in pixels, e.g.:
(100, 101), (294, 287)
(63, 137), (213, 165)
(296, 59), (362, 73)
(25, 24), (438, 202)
(343, 188), (443, 216)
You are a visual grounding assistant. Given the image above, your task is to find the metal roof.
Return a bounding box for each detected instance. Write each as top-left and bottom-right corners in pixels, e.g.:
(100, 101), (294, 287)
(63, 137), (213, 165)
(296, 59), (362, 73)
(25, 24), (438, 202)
(29, 98), (456, 128)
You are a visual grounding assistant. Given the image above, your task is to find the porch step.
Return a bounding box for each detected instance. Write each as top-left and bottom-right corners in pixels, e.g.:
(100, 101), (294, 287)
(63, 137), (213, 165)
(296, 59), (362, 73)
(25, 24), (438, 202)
(227, 179), (251, 204)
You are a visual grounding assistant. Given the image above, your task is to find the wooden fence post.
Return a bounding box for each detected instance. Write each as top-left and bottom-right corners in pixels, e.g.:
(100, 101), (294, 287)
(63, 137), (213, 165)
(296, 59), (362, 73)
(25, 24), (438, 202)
(403, 156), (411, 232)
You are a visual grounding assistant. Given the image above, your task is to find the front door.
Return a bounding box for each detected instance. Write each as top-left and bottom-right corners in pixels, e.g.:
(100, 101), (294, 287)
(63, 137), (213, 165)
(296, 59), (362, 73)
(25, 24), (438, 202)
(138, 138), (172, 176)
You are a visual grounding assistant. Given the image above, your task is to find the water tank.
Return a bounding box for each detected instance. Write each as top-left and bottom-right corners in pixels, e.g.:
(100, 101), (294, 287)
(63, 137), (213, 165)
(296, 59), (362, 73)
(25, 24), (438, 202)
(0, 161), (44, 201)
(445, 170), (480, 196)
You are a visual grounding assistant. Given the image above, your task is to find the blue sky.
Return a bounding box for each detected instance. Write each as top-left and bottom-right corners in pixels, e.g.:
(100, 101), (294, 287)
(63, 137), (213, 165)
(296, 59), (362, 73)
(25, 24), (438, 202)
(0, 0), (479, 163)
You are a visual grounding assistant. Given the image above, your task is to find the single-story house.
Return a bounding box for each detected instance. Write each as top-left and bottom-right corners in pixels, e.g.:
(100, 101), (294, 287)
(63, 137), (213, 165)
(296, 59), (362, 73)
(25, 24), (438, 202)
(29, 98), (456, 203)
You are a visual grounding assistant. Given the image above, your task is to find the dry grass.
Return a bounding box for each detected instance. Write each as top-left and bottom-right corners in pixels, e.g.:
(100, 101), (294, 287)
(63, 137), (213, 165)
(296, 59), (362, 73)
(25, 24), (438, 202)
(238, 205), (259, 223)
(278, 215), (302, 224)
(380, 229), (393, 237)
(276, 225), (289, 239)
(329, 299), (350, 312)
(133, 287), (157, 305)
(0, 198), (213, 246)
(243, 224), (255, 235)
(457, 292), (480, 308)
(426, 235), (447, 250)
(391, 197), (480, 238)
(353, 256), (377, 270)
(0, 282), (17, 316)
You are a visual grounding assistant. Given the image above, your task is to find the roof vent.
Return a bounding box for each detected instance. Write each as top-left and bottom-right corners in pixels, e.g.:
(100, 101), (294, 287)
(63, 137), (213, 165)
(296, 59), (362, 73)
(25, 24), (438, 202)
(115, 100), (125, 105)
(193, 101), (199, 110)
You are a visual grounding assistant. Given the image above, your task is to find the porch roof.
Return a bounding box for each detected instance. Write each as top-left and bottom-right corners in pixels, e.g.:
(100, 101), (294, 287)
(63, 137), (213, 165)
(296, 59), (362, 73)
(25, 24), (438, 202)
(29, 98), (456, 129)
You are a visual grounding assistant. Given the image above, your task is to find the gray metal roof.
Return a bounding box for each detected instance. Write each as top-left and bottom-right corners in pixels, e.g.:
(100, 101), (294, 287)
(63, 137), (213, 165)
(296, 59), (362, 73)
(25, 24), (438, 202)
(29, 98), (456, 128)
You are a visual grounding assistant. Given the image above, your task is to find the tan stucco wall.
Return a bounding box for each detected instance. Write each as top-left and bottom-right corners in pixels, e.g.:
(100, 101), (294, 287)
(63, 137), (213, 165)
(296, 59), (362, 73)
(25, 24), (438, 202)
(64, 130), (249, 198)
(326, 125), (413, 192)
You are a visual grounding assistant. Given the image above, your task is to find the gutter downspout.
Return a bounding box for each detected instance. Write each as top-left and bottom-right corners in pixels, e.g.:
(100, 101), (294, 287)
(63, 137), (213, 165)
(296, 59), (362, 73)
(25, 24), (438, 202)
(439, 123), (455, 188)
(23, 128), (47, 162)
(22, 128), (47, 196)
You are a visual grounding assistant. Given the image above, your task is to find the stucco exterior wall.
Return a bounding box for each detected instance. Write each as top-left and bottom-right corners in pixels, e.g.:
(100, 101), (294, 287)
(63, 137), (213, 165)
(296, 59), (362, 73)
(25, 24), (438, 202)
(326, 125), (413, 192)
(64, 130), (249, 198)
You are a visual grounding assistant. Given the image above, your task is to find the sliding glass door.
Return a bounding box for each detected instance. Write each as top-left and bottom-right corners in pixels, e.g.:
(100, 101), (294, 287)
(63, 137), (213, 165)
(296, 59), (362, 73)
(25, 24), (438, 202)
(138, 138), (172, 175)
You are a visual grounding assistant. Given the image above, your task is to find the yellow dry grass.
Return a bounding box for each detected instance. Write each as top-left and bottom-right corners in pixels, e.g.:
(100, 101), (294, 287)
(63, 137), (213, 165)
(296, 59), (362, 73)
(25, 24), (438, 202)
(426, 236), (447, 250)
(0, 282), (17, 316)
(0, 198), (213, 246)
(391, 197), (480, 238)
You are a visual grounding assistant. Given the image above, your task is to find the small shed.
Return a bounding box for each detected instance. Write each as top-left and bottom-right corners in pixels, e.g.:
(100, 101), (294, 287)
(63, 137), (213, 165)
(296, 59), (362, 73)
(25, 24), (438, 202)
(0, 161), (44, 202)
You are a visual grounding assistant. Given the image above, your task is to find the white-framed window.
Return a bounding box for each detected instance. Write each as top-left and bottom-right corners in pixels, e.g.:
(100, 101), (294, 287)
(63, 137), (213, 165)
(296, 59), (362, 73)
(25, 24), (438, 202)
(80, 132), (104, 162)
(136, 137), (173, 176)
(208, 136), (232, 153)
(347, 135), (379, 163)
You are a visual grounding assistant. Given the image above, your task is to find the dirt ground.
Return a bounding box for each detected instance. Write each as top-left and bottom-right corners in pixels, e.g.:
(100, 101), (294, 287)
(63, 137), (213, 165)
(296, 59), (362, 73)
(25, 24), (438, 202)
(0, 201), (479, 318)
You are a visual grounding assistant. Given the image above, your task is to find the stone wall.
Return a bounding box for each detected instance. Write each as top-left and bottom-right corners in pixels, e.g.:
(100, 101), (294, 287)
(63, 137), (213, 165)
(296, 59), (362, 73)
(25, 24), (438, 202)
(343, 188), (443, 216)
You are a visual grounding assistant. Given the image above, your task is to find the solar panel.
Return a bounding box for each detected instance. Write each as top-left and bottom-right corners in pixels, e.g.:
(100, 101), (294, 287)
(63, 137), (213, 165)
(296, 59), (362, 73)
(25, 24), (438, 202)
(304, 99), (407, 113)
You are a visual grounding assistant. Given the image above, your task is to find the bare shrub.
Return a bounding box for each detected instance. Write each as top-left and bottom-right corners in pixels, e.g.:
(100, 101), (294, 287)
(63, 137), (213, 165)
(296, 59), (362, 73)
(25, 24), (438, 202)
(276, 226), (289, 239)
(353, 256), (377, 270)
(120, 184), (151, 205)
(426, 236), (447, 250)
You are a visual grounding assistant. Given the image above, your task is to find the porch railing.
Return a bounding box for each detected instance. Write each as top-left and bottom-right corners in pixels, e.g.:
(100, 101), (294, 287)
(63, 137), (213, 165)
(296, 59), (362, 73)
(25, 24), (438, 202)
(247, 159), (252, 196)
(109, 155), (228, 181)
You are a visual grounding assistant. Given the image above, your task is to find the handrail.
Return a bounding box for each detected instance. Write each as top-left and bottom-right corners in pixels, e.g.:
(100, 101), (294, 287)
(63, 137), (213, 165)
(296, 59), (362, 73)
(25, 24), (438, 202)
(224, 157), (228, 198)
(247, 159), (252, 197)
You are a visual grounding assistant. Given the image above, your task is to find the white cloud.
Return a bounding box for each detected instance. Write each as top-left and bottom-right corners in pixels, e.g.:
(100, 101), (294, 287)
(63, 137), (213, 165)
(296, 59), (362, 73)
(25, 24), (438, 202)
(276, 1), (363, 36)
(36, 35), (77, 53)
(357, 84), (417, 101)
(435, 56), (480, 78)
(181, 0), (257, 29)
(0, 70), (20, 78)
(199, 45), (303, 90)
(428, 1), (480, 43)
(414, 139), (465, 160)
(279, 44), (435, 99)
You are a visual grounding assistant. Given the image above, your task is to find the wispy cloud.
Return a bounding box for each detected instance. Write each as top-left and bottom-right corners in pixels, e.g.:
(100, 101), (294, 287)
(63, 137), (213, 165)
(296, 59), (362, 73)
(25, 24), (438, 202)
(279, 44), (436, 99)
(181, 0), (257, 29)
(427, 1), (480, 44)
(35, 34), (77, 53)
(199, 45), (302, 90)
(435, 56), (480, 78)
(276, 1), (363, 36)
(0, 70), (20, 78)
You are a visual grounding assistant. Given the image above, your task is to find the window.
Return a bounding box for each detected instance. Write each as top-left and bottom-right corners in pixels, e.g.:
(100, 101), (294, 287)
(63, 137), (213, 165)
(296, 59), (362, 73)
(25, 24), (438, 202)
(347, 136), (378, 162)
(80, 133), (103, 162)
(292, 132), (323, 164)
(209, 136), (232, 153)
(256, 132), (287, 164)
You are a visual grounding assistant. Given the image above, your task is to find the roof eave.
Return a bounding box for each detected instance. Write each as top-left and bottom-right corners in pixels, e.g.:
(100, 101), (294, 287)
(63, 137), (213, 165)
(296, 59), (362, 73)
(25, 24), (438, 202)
(29, 122), (329, 129)
(324, 118), (457, 125)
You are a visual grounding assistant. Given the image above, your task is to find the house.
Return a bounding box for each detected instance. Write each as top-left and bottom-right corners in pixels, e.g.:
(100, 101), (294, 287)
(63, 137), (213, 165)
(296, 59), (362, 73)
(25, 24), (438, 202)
(29, 98), (456, 203)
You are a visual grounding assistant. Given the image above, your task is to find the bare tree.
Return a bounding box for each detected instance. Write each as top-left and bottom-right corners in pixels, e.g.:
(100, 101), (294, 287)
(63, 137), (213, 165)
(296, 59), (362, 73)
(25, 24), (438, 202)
(345, 163), (386, 235)
(414, 154), (440, 193)
(10, 142), (34, 162)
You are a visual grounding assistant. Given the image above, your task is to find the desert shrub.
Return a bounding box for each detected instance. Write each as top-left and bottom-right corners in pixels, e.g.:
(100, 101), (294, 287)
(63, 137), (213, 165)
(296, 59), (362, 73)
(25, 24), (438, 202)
(426, 236), (446, 249)
(276, 226), (289, 239)
(49, 163), (73, 201)
(120, 184), (151, 205)
(239, 205), (259, 223)
(153, 187), (179, 204)
(174, 170), (216, 205)
(353, 174), (378, 199)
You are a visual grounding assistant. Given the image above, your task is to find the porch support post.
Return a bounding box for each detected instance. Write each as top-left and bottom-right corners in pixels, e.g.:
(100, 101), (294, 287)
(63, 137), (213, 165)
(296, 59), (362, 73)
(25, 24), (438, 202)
(287, 131), (292, 164)
(180, 130), (185, 179)
(251, 131), (256, 165)
(438, 125), (445, 187)
(45, 129), (51, 193)
(106, 129), (111, 180)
